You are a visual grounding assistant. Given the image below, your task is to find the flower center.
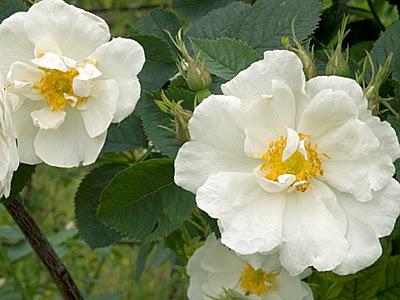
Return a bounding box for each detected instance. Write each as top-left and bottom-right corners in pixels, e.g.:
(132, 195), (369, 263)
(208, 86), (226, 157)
(35, 68), (86, 112)
(261, 133), (324, 192)
(240, 265), (278, 296)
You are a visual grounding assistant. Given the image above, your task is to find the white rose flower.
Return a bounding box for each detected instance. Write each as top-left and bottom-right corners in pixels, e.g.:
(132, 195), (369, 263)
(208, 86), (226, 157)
(0, 76), (19, 198)
(175, 50), (400, 276)
(187, 234), (313, 300)
(0, 0), (145, 167)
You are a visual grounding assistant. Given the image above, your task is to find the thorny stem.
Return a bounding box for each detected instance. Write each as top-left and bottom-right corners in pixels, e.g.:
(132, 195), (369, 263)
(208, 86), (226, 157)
(3, 198), (84, 300)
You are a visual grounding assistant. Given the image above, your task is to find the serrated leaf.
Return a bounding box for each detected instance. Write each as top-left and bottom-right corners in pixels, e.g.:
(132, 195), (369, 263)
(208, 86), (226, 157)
(138, 8), (181, 50)
(173, 0), (239, 22)
(376, 256), (400, 299)
(102, 115), (146, 153)
(191, 38), (262, 80)
(75, 164), (126, 248)
(97, 159), (173, 240)
(0, 0), (27, 23)
(371, 21), (400, 81)
(188, 0), (321, 53)
(333, 260), (386, 300)
(139, 87), (195, 158)
(98, 159), (195, 241)
(134, 34), (177, 92)
(150, 185), (195, 240)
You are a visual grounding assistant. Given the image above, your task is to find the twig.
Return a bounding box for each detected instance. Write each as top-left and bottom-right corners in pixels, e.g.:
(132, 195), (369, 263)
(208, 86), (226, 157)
(3, 198), (84, 300)
(367, 0), (385, 31)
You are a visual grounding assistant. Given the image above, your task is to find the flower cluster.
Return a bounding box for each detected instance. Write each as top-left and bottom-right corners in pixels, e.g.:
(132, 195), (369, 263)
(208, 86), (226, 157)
(1, 1), (400, 299)
(177, 50), (400, 295)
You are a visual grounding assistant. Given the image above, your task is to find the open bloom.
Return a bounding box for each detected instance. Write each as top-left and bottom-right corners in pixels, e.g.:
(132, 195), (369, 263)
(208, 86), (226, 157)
(0, 0), (145, 167)
(187, 234), (313, 300)
(0, 77), (19, 198)
(175, 50), (400, 276)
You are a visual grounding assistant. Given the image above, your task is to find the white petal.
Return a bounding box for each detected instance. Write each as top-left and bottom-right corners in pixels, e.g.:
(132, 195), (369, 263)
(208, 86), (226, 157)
(298, 89), (358, 138)
(188, 95), (246, 154)
(31, 107), (66, 130)
(7, 62), (43, 100)
(282, 128), (300, 161)
(31, 52), (68, 72)
(187, 234), (243, 300)
(175, 141), (258, 194)
(306, 76), (366, 112)
(89, 37), (145, 80)
(24, 0), (110, 61)
(197, 172), (286, 254)
(273, 270), (310, 300)
(241, 80), (296, 136)
(12, 99), (43, 164)
(318, 119), (394, 202)
(175, 95), (258, 193)
(362, 112), (400, 161)
(280, 181), (349, 276)
(338, 179), (400, 238)
(76, 63), (102, 81)
(221, 50), (306, 107)
(79, 79), (119, 137)
(333, 213), (382, 275)
(112, 78), (141, 123)
(244, 127), (272, 159)
(0, 12), (34, 75)
(254, 166), (296, 193)
(34, 36), (62, 57)
(34, 110), (106, 167)
(72, 77), (93, 98)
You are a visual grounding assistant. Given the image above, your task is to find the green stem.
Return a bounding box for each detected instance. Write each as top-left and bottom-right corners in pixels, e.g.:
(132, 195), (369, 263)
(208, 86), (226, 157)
(367, 0), (385, 31)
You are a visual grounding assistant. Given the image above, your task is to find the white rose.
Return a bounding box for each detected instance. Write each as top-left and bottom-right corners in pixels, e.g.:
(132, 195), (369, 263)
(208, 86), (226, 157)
(187, 234), (313, 300)
(175, 50), (400, 276)
(0, 76), (19, 198)
(0, 0), (145, 167)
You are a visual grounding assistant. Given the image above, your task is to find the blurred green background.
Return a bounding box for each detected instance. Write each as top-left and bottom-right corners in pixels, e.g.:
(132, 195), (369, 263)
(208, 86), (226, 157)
(1, 0), (399, 299)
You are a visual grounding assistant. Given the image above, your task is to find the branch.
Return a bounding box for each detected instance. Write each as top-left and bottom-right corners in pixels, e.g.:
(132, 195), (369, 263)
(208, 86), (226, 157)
(3, 198), (83, 300)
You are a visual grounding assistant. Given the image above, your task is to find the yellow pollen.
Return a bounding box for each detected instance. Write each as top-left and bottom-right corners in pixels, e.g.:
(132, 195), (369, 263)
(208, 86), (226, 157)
(261, 134), (324, 192)
(34, 68), (87, 112)
(240, 265), (278, 296)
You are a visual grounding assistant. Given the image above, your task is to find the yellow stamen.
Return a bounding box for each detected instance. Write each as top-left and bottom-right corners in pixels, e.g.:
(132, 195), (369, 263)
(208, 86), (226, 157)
(35, 68), (87, 111)
(240, 265), (278, 296)
(261, 134), (324, 192)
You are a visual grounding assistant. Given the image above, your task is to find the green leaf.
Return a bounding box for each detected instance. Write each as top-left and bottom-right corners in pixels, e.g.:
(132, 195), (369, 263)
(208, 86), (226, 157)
(188, 0), (321, 53)
(97, 159), (173, 240)
(191, 38), (262, 80)
(75, 164), (126, 248)
(134, 242), (154, 281)
(150, 185), (195, 240)
(102, 115), (146, 153)
(139, 87), (195, 158)
(3, 164), (35, 201)
(0, 0), (27, 23)
(376, 256), (400, 299)
(134, 34), (177, 92)
(138, 8), (181, 50)
(371, 21), (400, 81)
(173, 0), (239, 22)
(98, 159), (195, 241)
